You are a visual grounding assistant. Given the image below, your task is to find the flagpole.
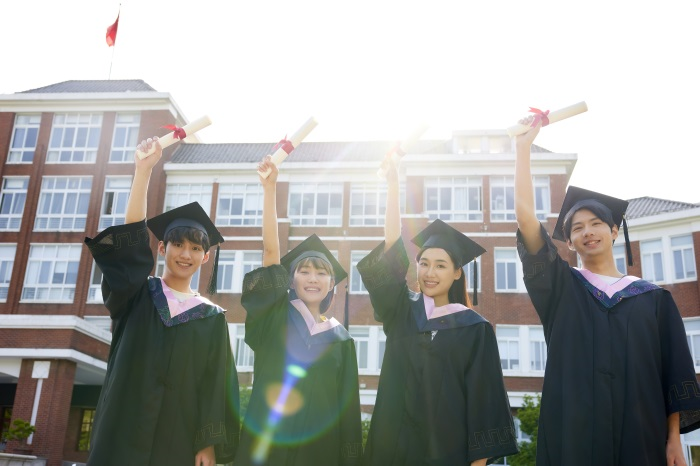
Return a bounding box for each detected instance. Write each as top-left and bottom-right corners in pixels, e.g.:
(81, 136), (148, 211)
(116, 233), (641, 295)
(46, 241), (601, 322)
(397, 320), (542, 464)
(108, 44), (116, 80)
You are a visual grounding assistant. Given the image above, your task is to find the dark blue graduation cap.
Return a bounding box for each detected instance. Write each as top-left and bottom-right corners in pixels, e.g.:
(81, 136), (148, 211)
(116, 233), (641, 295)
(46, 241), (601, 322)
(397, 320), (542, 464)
(281, 234), (348, 284)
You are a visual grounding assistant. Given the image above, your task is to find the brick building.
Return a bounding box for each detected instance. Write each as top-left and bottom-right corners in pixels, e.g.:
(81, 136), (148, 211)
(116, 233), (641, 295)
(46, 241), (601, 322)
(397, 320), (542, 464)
(0, 80), (698, 464)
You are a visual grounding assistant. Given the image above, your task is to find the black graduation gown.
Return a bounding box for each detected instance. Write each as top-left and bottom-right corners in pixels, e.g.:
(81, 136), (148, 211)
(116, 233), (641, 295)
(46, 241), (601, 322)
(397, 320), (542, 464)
(235, 264), (363, 466)
(357, 239), (518, 466)
(517, 225), (700, 466)
(84, 220), (239, 466)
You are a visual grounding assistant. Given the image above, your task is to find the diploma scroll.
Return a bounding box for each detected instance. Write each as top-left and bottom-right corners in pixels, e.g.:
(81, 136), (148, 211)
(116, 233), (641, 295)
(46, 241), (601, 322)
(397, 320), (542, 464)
(506, 101), (588, 138)
(136, 115), (213, 159)
(377, 123), (430, 178)
(259, 117), (319, 179)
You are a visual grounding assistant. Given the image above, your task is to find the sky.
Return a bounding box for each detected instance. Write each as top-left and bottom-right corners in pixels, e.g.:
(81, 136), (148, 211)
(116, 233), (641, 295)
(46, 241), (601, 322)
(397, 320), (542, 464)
(1, 0), (698, 203)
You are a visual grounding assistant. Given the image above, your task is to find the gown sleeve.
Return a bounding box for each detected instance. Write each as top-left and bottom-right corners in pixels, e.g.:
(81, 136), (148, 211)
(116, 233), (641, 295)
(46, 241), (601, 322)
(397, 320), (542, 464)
(657, 290), (700, 433)
(194, 314), (240, 462)
(356, 238), (411, 333)
(465, 323), (519, 463)
(240, 264), (290, 351)
(84, 220), (154, 320)
(516, 224), (571, 339)
(339, 340), (363, 466)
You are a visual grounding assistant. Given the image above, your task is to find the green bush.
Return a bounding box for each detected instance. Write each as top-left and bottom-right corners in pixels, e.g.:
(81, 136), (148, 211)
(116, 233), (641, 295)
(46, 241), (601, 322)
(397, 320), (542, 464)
(507, 394), (541, 466)
(2, 418), (35, 443)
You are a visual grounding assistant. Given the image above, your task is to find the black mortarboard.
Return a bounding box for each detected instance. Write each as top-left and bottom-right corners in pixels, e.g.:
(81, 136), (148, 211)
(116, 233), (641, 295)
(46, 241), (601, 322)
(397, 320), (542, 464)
(553, 186), (632, 266)
(147, 202), (224, 294)
(281, 234), (347, 284)
(411, 219), (486, 304)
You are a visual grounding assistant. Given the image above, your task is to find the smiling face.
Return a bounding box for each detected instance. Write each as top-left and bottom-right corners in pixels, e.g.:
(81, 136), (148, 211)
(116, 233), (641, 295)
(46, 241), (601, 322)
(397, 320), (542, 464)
(158, 239), (210, 287)
(566, 208), (618, 261)
(291, 259), (335, 310)
(417, 248), (462, 306)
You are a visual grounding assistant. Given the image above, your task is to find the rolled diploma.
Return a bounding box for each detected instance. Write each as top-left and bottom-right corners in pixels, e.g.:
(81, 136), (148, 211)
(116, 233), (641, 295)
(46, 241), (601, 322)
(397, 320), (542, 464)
(259, 117), (319, 178)
(136, 115), (213, 159)
(377, 123), (430, 178)
(506, 101), (588, 138)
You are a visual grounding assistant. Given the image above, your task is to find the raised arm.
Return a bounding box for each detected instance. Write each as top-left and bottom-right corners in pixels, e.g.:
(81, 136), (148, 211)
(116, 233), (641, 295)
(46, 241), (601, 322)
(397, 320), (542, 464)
(125, 137), (163, 224)
(384, 157), (401, 251)
(514, 117), (545, 255)
(258, 155), (281, 267)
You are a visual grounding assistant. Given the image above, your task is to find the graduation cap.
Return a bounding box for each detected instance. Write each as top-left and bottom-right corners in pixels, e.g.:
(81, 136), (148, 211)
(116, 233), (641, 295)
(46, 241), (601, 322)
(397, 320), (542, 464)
(281, 234), (347, 284)
(553, 186), (632, 266)
(147, 202), (224, 295)
(411, 219), (486, 305)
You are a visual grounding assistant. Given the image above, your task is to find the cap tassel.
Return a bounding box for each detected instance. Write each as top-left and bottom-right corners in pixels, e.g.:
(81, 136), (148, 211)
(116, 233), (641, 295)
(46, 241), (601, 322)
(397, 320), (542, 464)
(622, 216), (633, 267)
(207, 245), (220, 295)
(472, 259), (478, 306)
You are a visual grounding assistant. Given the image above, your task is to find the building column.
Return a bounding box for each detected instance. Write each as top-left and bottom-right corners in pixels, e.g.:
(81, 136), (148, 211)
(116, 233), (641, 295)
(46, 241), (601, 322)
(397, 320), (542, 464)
(9, 359), (76, 466)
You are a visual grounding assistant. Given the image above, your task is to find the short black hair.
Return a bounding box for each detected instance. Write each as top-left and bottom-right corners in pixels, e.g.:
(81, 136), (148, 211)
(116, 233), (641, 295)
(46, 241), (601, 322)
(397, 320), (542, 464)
(561, 199), (615, 241)
(163, 226), (211, 251)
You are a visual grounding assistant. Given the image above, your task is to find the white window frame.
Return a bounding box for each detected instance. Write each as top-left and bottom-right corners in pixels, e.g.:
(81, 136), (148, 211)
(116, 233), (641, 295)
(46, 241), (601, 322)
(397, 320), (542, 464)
(99, 176), (132, 230)
(35, 176), (92, 232)
(46, 113), (102, 163)
(350, 251), (370, 294)
(87, 262), (103, 303)
(532, 175), (551, 221)
(216, 183), (264, 226)
(613, 243), (628, 275)
(497, 324), (548, 376)
(21, 243), (82, 303)
(0, 244), (17, 303)
(529, 326), (547, 372)
(110, 113), (140, 163)
(288, 182), (343, 226)
(490, 176), (515, 222)
(641, 238), (665, 283)
(349, 182), (405, 226)
(7, 115), (40, 164)
(229, 324), (255, 372)
(0, 177), (29, 231)
(217, 250), (262, 293)
(164, 183), (213, 214)
(463, 256), (481, 293)
(494, 248), (526, 293)
(671, 234), (697, 282)
(425, 177), (483, 222)
(685, 318), (700, 373)
(349, 325), (386, 375)
(497, 326), (520, 371)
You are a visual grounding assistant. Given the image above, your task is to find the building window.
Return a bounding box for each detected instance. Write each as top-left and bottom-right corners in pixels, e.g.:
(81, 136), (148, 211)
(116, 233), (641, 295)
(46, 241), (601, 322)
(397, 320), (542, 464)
(529, 327), (547, 371)
(641, 239), (665, 283)
(110, 113), (140, 163)
(533, 176), (551, 221)
(156, 257), (200, 292)
(164, 183), (212, 214)
(47, 113), (102, 163)
(217, 251), (262, 293)
(77, 408), (95, 451)
(99, 176), (132, 230)
(349, 325), (386, 374)
(0, 245), (17, 302)
(349, 183), (405, 226)
(671, 235), (696, 281)
(685, 319), (700, 371)
(288, 183), (343, 226)
(495, 248), (525, 292)
(613, 243), (627, 275)
(231, 324), (254, 370)
(216, 183), (263, 226)
(463, 257), (481, 293)
(87, 262), (103, 303)
(0, 177), (29, 231)
(425, 177), (482, 222)
(490, 176), (515, 222)
(21, 244), (81, 302)
(83, 316), (111, 333)
(350, 251), (370, 294)
(7, 115), (40, 163)
(35, 176), (92, 231)
(497, 326), (520, 371)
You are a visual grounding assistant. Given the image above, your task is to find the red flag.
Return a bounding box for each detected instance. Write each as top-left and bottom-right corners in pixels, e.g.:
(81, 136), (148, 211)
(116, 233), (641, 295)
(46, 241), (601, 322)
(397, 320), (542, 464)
(106, 14), (119, 47)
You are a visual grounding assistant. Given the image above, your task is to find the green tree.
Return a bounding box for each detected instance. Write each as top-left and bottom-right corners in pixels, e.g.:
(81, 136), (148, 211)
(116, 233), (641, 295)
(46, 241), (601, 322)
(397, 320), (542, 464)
(507, 394), (540, 466)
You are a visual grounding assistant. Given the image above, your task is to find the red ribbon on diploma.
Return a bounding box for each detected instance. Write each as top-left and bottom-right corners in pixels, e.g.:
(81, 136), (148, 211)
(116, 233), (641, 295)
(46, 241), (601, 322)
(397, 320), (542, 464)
(163, 125), (187, 140)
(273, 136), (294, 154)
(529, 107), (550, 127)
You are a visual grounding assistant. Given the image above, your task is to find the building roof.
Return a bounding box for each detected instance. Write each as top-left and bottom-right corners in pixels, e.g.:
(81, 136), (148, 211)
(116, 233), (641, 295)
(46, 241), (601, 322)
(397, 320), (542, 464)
(171, 140), (551, 164)
(19, 80), (156, 94)
(626, 196), (699, 219)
